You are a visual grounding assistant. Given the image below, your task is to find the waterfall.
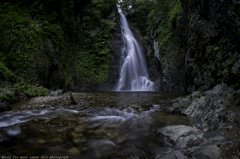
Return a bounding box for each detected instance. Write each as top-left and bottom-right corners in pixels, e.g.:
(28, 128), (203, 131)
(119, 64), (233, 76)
(116, 13), (154, 91)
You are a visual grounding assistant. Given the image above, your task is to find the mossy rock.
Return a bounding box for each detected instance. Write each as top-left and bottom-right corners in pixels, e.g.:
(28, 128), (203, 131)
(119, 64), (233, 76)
(0, 61), (16, 82)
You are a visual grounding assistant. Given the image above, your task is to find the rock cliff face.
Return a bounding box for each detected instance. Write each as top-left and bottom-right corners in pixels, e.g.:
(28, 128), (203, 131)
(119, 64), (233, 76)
(130, 0), (240, 93)
(132, 26), (186, 92)
(139, 33), (186, 92)
(181, 0), (240, 93)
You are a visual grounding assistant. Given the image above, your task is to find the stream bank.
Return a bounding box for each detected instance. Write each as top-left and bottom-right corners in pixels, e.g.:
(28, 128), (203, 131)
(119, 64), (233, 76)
(1, 85), (240, 158)
(160, 84), (240, 158)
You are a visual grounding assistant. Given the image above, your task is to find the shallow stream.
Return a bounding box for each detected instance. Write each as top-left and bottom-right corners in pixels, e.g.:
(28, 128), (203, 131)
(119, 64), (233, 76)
(0, 92), (188, 158)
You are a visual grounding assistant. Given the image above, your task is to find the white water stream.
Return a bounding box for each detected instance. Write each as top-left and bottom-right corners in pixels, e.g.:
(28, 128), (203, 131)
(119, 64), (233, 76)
(116, 13), (154, 91)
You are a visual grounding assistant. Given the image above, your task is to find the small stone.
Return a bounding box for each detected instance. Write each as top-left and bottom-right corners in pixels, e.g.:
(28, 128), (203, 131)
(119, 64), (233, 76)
(48, 89), (63, 96)
(108, 124), (118, 128)
(73, 133), (83, 138)
(57, 128), (67, 132)
(95, 129), (107, 134)
(117, 137), (125, 143)
(68, 147), (80, 155)
(82, 147), (87, 152)
(74, 127), (84, 132)
(73, 137), (86, 144)
(50, 137), (63, 143)
(203, 127), (208, 133)
(217, 144), (222, 147)
(44, 120), (50, 123)
(38, 139), (47, 144)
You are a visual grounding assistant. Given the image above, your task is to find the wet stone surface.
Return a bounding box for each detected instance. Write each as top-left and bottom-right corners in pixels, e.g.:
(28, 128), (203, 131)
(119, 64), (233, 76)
(1, 90), (239, 158)
(0, 92), (189, 159)
(160, 85), (240, 158)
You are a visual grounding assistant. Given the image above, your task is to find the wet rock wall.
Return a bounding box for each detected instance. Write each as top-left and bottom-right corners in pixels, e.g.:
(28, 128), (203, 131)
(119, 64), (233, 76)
(130, 0), (240, 93)
(181, 0), (240, 93)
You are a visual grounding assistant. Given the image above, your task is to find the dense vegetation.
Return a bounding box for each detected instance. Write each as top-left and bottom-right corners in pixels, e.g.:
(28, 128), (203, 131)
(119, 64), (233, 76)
(0, 0), (117, 102)
(0, 0), (117, 85)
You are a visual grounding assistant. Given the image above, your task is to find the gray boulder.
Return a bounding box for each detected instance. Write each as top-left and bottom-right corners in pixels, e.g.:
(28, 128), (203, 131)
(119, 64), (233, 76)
(163, 84), (235, 129)
(48, 89), (63, 96)
(230, 59), (240, 78)
(157, 125), (204, 149)
(194, 145), (219, 159)
(193, 130), (232, 159)
(181, 84), (234, 128)
(163, 97), (191, 113)
(189, 91), (201, 98)
(157, 125), (232, 159)
(154, 148), (187, 159)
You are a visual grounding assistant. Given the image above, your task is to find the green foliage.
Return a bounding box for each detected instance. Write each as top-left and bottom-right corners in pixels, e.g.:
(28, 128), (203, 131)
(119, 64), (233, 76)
(36, 83), (41, 87)
(214, 47), (220, 52)
(168, 1), (182, 29)
(0, 3), (65, 77)
(0, 0), (117, 87)
(234, 93), (240, 100)
(232, 83), (239, 90)
(147, 0), (182, 48)
(225, 100), (230, 107)
(127, 0), (182, 60)
(0, 61), (16, 82)
(94, 0), (117, 18)
(217, 78), (222, 83)
(118, 0), (142, 14)
(0, 93), (16, 102)
(74, 28), (112, 83)
(11, 82), (50, 97)
(126, 1), (154, 34)
(1, 94), (10, 101)
(221, 68), (229, 78)
(196, 94), (201, 98)
(126, 0), (183, 64)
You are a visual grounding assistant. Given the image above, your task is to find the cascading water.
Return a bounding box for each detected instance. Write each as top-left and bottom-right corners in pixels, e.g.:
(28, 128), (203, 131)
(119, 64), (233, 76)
(116, 13), (154, 91)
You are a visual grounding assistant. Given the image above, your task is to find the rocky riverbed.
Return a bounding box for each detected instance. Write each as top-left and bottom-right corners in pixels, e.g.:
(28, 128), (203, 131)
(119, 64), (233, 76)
(159, 84), (240, 158)
(0, 85), (240, 158)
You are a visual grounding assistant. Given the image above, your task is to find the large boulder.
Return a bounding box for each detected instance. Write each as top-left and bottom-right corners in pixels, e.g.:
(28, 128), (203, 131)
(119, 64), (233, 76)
(182, 84), (234, 128)
(153, 147), (187, 159)
(157, 125), (232, 159)
(157, 125), (204, 149)
(163, 84), (235, 129)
